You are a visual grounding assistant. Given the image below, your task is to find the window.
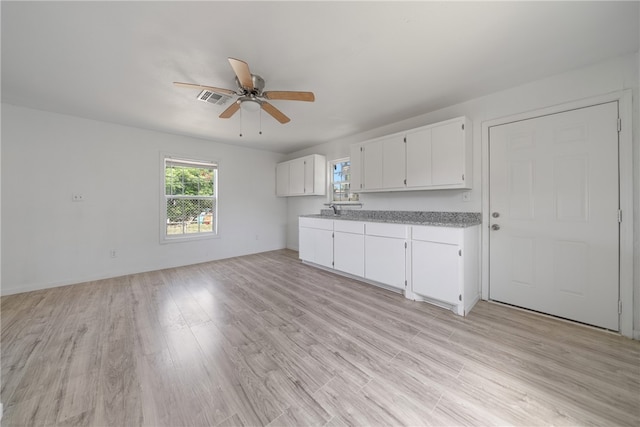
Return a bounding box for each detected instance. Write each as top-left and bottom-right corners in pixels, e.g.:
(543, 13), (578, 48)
(163, 156), (217, 241)
(329, 158), (351, 202)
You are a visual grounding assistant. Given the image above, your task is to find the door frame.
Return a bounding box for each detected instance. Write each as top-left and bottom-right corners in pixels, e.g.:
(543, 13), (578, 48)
(481, 90), (633, 337)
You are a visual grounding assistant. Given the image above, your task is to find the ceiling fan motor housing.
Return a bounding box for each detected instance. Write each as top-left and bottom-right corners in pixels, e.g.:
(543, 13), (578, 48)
(236, 74), (265, 96)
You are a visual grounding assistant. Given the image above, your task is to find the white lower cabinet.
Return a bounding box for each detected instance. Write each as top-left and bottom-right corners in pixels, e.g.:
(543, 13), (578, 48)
(333, 221), (365, 277)
(364, 223), (407, 290)
(411, 240), (460, 304)
(299, 218), (333, 269)
(299, 217), (480, 316)
(408, 225), (480, 315)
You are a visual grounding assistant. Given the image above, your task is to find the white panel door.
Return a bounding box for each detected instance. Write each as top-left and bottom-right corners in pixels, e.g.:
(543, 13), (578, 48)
(489, 102), (619, 330)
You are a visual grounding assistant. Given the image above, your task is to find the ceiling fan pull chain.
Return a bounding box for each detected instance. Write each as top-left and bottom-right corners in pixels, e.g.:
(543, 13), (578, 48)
(239, 107), (243, 137)
(259, 109), (263, 135)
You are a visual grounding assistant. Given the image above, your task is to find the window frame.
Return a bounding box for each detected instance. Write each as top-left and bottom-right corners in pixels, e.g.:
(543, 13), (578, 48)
(327, 157), (354, 204)
(160, 154), (219, 243)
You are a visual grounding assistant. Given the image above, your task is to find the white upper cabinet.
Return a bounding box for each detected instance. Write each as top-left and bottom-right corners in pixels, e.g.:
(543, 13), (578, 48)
(349, 143), (363, 191)
(431, 120), (467, 186)
(363, 139), (383, 190)
(276, 154), (326, 197)
(405, 127), (432, 188)
(351, 116), (472, 192)
(381, 134), (406, 189)
(289, 158), (306, 195)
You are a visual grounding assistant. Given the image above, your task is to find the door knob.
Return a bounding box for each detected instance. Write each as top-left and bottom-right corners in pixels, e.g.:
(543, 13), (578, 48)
(491, 224), (500, 231)
(492, 212), (500, 218)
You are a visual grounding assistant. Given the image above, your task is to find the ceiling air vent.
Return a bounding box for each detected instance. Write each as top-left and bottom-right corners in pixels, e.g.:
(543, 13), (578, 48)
(197, 90), (231, 106)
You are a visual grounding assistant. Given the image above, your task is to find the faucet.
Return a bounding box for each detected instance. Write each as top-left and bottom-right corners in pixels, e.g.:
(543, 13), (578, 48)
(329, 203), (339, 215)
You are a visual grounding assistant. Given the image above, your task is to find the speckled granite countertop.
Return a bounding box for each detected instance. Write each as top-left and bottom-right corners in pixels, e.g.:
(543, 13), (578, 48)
(300, 210), (481, 228)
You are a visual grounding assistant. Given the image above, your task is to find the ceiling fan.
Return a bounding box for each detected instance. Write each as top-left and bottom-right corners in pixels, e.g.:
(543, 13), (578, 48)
(174, 58), (315, 124)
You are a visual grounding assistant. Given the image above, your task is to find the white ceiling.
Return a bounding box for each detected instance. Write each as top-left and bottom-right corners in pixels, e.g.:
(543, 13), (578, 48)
(2, 1), (638, 154)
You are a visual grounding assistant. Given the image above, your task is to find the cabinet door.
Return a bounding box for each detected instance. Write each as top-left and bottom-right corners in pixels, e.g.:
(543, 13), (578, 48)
(363, 140), (383, 190)
(334, 232), (364, 277)
(299, 226), (315, 262)
(382, 135), (406, 189)
(289, 158), (305, 195)
(299, 227), (333, 268)
(412, 240), (460, 304)
(315, 229), (334, 269)
(276, 162), (290, 196)
(349, 144), (363, 191)
(431, 121), (464, 186)
(365, 235), (405, 289)
(406, 128), (432, 188)
(303, 158), (315, 194)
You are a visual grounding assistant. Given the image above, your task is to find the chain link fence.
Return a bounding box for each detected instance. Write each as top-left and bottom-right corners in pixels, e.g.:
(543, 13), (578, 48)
(166, 198), (215, 235)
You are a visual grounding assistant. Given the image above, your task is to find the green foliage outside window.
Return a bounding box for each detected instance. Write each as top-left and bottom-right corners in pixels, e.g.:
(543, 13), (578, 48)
(164, 161), (217, 236)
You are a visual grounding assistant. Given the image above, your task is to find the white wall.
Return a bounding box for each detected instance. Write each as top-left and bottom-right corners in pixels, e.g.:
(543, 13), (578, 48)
(284, 53), (639, 335)
(1, 105), (287, 295)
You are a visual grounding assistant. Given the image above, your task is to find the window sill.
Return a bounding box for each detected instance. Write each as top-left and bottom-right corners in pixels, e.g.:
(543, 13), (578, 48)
(161, 232), (220, 244)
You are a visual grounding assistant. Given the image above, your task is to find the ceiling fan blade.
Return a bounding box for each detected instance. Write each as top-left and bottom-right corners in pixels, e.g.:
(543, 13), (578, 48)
(219, 101), (241, 119)
(263, 91), (315, 102)
(173, 82), (236, 95)
(261, 102), (290, 124)
(228, 58), (254, 90)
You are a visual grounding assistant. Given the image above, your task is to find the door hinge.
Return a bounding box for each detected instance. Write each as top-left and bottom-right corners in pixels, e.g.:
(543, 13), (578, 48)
(404, 179), (407, 185)
(360, 147), (363, 152)
(404, 242), (407, 249)
(617, 118), (622, 132)
(618, 209), (622, 223)
(462, 174), (465, 181)
(332, 261), (335, 267)
(405, 280), (407, 288)
(461, 123), (465, 130)
(458, 249), (462, 256)
(332, 232), (334, 238)
(404, 136), (406, 143)
(618, 300), (622, 314)
(459, 294), (462, 301)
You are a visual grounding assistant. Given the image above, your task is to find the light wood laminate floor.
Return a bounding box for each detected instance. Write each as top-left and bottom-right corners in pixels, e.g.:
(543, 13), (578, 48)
(2, 249), (639, 426)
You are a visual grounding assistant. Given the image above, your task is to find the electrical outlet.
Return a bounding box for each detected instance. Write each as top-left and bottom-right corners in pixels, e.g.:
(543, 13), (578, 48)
(72, 193), (84, 202)
(109, 250), (117, 258)
(462, 191), (471, 202)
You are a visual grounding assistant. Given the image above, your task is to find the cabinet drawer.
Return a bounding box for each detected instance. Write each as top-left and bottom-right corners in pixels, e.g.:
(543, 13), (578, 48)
(365, 222), (407, 239)
(412, 225), (462, 245)
(299, 217), (333, 230)
(334, 220), (365, 234)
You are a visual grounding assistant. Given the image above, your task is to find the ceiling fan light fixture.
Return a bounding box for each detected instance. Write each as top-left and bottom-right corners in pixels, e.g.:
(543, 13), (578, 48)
(240, 99), (261, 112)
